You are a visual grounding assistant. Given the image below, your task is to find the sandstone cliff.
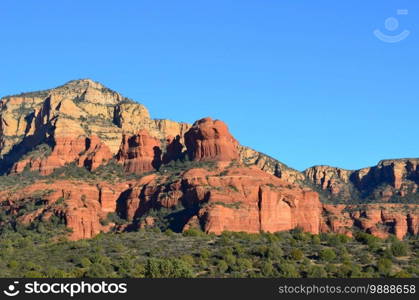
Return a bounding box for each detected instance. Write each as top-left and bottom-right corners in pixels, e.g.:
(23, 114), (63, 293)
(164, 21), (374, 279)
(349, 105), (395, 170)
(2, 165), (417, 241)
(1, 80), (283, 178)
(0, 79), (188, 174)
(0, 80), (417, 241)
(305, 158), (419, 203)
(185, 117), (240, 162)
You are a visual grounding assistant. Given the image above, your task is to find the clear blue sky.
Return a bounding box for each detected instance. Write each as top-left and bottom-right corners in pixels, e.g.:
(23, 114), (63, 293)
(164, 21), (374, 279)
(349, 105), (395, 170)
(0, 0), (418, 171)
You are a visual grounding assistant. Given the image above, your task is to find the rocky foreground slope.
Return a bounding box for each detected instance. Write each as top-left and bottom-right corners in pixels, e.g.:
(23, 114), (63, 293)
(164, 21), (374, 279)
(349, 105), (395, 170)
(0, 80), (417, 240)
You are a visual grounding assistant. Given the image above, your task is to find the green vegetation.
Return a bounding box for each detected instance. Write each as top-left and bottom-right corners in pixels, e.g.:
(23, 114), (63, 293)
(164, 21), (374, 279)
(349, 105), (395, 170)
(21, 143), (52, 160)
(0, 156), (221, 190)
(0, 224), (417, 278)
(0, 161), (142, 190)
(211, 201), (242, 209)
(158, 158), (217, 174)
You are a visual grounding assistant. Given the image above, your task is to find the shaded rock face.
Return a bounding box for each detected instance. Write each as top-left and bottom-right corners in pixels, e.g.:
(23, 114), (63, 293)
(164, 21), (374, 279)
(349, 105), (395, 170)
(162, 135), (184, 164)
(77, 135), (113, 171)
(116, 130), (162, 174)
(10, 135), (113, 175)
(185, 117), (239, 162)
(353, 159), (419, 191)
(305, 159), (419, 203)
(305, 166), (351, 195)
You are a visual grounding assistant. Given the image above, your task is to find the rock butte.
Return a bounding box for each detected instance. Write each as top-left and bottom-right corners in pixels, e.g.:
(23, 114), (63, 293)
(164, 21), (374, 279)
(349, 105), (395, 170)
(0, 79), (417, 240)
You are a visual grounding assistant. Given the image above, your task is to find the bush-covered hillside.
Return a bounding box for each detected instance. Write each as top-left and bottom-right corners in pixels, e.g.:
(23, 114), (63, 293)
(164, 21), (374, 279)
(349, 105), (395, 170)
(0, 224), (417, 278)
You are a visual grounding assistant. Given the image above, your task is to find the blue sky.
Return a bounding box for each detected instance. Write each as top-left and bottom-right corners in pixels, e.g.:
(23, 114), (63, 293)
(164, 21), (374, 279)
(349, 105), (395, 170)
(0, 0), (417, 171)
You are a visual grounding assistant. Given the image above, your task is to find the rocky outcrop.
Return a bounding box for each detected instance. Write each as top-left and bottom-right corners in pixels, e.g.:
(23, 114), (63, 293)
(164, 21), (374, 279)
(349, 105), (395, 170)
(77, 136), (113, 171)
(153, 119), (191, 143)
(162, 135), (184, 164)
(353, 159), (419, 191)
(185, 117), (239, 162)
(2, 165), (417, 241)
(10, 136), (86, 175)
(116, 130), (162, 174)
(305, 166), (351, 193)
(1, 180), (129, 240)
(305, 159), (419, 203)
(180, 167), (321, 234)
(1, 80), (306, 182)
(321, 204), (418, 239)
(109, 166), (418, 240)
(10, 135), (113, 175)
(239, 146), (305, 184)
(0, 79), (191, 173)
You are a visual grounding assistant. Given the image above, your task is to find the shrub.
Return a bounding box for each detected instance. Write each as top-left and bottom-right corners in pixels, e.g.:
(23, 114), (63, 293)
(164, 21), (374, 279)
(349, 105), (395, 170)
(311, 235), (321, 245)
(390, 241), (408, 257)
(261, 260), (274, 277)
(183, 228), (204, 237)
(24, 271), (45, 278)
(267, 245), (284, 260)
(236, 258), (252, 272)
(80, 257), (92, 268)
(145, 258), (195, 278)
(290, 248), (304, 261)
(355, 232), (380, 249)
(180, 255), (195, 266)
(106, 212), (126, 225)
(278, 262), (299, 278)
(307, 265), (327, 278)
(216, 260), (229, 273)
(319, 248), (336, 262)
(377, 258), (392, 275)
(325, 263), (338, 274)
(393, 271), (411, 278)
(8, 260), (19, 269)
(85, 263), (109, 278)
(199, 249), (211, 259)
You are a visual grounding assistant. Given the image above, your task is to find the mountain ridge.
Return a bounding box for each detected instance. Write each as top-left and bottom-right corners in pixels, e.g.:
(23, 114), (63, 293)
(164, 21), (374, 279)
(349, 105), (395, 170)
(0, 80), (417, 241)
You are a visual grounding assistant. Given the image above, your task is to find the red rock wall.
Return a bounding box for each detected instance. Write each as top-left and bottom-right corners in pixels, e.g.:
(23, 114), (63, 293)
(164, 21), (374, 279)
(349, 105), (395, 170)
(116, 130), (162, 174)
(185, 117), (239, 162)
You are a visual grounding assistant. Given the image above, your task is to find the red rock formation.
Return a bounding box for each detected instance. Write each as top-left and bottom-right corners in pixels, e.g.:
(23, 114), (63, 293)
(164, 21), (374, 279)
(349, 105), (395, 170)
(306, 159), (419, 203)
(182, 167), (322, 235)
(1, 165), (418, 240)
(116, 130), (162, 174)
(10, 135), (112, 175)
(10, 136), (86, 175)
(407, 214), (419, 236)
(0, 81), (418, 242)
(0, 180), (130, 240)
(93, 165), (419, 239)
(185, 117), (239, 162)
(321, 204), (418, 239)
(77, 136), (113, 171)
(116, 166), (323, 235)
(162, 135), (184, 164)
